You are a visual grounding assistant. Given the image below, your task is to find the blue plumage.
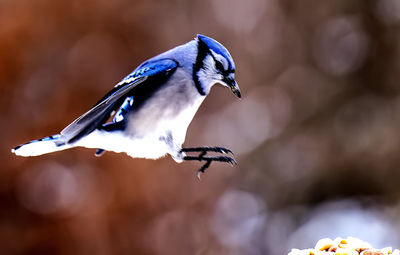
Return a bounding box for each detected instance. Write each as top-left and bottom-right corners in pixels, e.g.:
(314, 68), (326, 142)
(12, 35), (241, 177)
(197, 34), (235, 72)
(116, 58), (178, 88)
(113, 96), (133, 123)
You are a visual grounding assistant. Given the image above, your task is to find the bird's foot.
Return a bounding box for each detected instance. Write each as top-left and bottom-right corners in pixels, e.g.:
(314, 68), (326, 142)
(180, 146), (237, 179)
(181, 146), (234, 156)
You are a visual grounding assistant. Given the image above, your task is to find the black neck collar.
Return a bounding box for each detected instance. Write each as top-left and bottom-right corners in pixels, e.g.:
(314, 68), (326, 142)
(192, 39), (210, 96)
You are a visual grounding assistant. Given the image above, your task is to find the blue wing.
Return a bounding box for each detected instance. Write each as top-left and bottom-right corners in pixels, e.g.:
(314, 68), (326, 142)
(59, 58), (178, 144)
(113, 95), (134, 123)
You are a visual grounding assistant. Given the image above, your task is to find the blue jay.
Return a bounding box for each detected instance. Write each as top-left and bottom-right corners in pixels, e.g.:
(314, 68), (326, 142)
(12, 34), (241, 177)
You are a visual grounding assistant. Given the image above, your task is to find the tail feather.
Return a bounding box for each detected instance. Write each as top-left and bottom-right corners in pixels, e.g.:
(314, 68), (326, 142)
(12, 134), (72, 157)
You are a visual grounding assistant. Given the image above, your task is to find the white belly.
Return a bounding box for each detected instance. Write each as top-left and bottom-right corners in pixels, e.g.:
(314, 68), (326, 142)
(76, 95), (205, 160)
(75, 129), (170, 159)
(76, 69), (206, 161)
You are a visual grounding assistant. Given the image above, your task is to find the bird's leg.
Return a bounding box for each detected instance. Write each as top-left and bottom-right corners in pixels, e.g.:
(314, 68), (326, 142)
(180, 146), (236, 179)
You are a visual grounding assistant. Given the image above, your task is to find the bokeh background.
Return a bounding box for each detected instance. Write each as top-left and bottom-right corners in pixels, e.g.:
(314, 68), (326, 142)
(2, 0), (400, 254)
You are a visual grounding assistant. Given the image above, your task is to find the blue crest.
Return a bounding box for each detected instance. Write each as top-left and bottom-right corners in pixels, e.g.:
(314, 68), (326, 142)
(197, 34), (235, 72)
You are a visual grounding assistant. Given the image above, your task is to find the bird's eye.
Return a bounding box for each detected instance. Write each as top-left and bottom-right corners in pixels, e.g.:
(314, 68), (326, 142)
(215, 61), (224, 72)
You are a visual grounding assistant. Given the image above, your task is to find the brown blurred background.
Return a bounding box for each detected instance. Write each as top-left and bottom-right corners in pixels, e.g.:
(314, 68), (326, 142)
(2, 0), (400, 254)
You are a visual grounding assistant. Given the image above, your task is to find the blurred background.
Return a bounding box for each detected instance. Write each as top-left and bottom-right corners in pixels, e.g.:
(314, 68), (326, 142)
(2, 0), (400, 254)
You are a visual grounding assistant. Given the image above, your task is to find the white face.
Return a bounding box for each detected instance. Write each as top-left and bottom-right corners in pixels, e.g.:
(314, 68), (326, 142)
(210, 49), (229, 71)
(196, 52), (231, 94)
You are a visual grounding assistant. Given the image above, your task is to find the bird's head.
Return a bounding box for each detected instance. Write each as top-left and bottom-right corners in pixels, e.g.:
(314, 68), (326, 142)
(193, 34), (241, 98)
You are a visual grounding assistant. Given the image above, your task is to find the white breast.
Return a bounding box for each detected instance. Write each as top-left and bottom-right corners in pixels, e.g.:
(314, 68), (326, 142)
(126, 69), (205, 144)
(75, 68), (206, 160)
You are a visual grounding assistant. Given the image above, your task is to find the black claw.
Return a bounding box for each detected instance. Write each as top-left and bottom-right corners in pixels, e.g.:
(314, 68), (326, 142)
(218, 156), (237, 165)
(216, 147), (234, 155)
(182, 155), (235, 163)
(196, 160), (212, 180)
(181, 146), (237, 178)
(181, 146), (234, 155)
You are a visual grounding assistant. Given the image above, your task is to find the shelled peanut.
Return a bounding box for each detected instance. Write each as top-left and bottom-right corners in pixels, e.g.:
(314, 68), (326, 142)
(288, 237), (400, 255)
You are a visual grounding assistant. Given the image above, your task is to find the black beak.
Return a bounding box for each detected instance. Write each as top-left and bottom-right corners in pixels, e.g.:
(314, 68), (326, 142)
(223, 74), (241, 98)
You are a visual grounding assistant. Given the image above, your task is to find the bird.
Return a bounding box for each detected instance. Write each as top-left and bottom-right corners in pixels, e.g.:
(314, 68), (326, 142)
(12, 34), (241, 178)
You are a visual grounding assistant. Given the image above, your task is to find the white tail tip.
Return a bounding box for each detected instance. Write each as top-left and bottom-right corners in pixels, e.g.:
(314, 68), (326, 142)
(12, 139), (69, 157)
